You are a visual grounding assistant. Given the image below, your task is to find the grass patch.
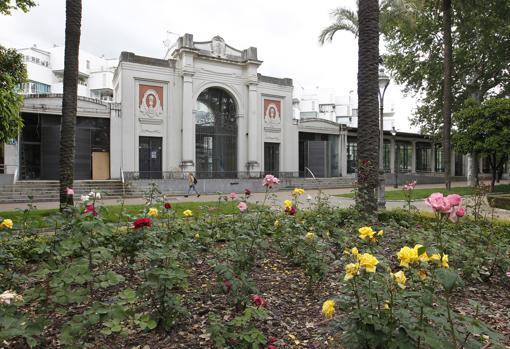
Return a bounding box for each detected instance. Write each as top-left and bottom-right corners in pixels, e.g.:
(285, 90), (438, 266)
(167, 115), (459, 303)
(336, 184), (510, 200)
(0, 201), (257, 229)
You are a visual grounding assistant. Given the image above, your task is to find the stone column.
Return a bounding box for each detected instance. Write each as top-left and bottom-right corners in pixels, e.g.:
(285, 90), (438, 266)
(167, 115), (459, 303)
(247, 82), (260, 176)
(340, 128), (348, 177)
(411, 141), (417, 173)
(431, 143), (436, 173)
(181, 73), (194, 172)
(390, 138), (396, 174)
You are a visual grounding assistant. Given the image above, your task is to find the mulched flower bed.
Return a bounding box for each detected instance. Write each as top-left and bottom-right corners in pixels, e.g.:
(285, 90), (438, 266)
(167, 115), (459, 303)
(14, 247), (507, 349)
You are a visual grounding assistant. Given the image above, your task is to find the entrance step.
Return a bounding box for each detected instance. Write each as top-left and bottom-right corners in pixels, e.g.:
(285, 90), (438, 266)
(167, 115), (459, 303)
(0, 180), (145, 204)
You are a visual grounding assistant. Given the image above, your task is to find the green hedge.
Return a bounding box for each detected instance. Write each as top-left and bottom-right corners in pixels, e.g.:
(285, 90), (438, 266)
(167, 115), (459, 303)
(488, 194), (510, 210)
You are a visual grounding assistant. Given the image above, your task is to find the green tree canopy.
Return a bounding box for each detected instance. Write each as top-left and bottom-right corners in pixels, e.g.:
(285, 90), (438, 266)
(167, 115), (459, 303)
(452, 98), (510, 191)
(0, 0), (35, 15)
(0, 45), (26, 143)
(383, 0), (510, 136)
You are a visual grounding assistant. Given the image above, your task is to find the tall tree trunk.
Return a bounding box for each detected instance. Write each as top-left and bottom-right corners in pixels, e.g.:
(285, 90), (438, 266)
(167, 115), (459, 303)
(356, 0), (380, 215)
(490, 153), (496, 192)
(442, 0), (453, 190)
(59, 0), (82, 208)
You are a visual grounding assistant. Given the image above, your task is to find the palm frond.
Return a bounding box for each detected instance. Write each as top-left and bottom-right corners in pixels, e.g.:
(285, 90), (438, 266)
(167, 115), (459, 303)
(318, 6), (359, 45)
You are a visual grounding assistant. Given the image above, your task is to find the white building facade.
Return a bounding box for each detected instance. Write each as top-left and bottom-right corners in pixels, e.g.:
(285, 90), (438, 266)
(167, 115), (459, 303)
(2, 34), (507, 187)
(112, 34), (298, 180)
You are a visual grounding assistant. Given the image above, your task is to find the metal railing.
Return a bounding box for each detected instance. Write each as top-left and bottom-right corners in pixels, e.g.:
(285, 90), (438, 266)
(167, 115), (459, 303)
(0, 165), (19, 185)
(123, 171), (301, 181)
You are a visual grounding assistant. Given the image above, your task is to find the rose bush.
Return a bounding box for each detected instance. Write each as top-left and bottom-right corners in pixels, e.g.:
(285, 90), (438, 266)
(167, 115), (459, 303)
(0, 181), (508, 348)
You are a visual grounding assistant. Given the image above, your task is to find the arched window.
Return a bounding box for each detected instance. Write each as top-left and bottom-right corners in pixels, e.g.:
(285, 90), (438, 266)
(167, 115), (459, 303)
(195, 87), (237, 178)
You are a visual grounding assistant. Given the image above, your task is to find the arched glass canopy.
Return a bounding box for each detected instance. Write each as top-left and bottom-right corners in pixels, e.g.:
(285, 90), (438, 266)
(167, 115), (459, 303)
(195, 87), (237, 178)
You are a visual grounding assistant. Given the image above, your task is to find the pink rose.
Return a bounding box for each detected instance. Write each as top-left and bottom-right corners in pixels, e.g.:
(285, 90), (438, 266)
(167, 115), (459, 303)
(223, 280), (232, 293)
(65, 187), (74, 196)
(263, 174), (280, 188)
(238, 202), (248, 212)
(446, 194), (462, 207)
(506, 271), (510, 278)
(229, 192), (238, 200)
(455, 207), (465, 217)
(84, 203), (97, 216)
(425, 193), (452, 214)
(250, 294), (267, 307)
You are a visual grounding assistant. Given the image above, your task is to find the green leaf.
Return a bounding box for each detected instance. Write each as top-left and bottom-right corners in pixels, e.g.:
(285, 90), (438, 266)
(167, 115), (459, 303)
(435, 268), (462, 291)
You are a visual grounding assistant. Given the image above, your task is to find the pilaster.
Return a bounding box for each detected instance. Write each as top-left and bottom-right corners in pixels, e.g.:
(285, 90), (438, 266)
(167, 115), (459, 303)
(247, 82), (260, 175)
(181, 72), (194, 171)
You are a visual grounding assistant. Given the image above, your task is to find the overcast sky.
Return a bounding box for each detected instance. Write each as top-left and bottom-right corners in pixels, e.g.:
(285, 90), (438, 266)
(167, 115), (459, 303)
(0, 0), (417, 131)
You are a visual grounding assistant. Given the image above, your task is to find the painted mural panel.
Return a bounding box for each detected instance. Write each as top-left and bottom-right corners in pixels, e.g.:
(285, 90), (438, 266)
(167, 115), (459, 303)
(139, 84), (163, 118)
(263, 99), (281, 124)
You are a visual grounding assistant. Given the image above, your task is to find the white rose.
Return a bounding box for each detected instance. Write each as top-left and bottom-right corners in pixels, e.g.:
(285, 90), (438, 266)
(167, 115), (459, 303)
(81, 195), (90, 202)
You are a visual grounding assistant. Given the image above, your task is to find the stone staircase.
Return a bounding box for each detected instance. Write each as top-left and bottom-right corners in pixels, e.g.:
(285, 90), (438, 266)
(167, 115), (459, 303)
(0, 180), (144, 203)
(0, 177), (356, 203)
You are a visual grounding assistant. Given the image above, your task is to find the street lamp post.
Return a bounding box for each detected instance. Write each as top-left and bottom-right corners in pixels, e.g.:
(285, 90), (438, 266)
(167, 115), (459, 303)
(391, 126), (398, 188)
(377, 68), (390, 209)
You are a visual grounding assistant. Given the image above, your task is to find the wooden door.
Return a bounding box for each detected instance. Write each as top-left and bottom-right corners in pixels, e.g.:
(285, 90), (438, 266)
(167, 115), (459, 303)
(92, 152), (110, 180)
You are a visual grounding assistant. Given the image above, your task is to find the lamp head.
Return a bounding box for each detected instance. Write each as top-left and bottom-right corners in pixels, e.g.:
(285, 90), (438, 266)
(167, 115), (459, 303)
(378, 68), (391, 91)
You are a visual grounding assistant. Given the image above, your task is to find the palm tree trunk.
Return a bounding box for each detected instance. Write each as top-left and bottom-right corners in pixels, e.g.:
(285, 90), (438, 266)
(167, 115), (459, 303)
(59, 0), (82, 208)
(442, 0), (453, 190)
(356, 0), (380, 215)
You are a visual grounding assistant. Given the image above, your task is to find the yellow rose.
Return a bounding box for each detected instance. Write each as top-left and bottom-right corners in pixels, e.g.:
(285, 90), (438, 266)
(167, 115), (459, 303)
(0, 219), (13, 229)
(441, 254), (449, 268)
(344, 263), (359, 281)
(283, 200), (293, 209)
(384, 302), (390, 310)
(194, 233), (200, 240)
(351, 247), (359, 256)
(274, 220), (281, 228)
(183, 209), (193, 217)
(417, 269), (428, 280)
(358, 253), (379, 273)
(397, 246), (419, 268)
(292, 188), (305, 197)
(430, 253), (441, 262)
(322, 299), (336, 319)
(377, 230), (384, 236)
(148, 208), (158, 217)
(358, 226), (375, 240)
(392, 270), (406, 289)
(305, 232), (316, 242)
(414, 244), (429, 262)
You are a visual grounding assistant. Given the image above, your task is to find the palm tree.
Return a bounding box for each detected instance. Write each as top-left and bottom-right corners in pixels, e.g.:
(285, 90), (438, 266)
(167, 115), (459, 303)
(59, 0), (82, 207)
(320, 0), (454, 191)
(356, 0), (380, 215)
(318, 0), (421, 44)
(442, 0), (453, 190)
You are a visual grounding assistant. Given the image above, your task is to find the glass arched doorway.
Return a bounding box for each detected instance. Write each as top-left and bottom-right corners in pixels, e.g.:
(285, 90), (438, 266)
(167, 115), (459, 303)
(195, 87), (237, 178)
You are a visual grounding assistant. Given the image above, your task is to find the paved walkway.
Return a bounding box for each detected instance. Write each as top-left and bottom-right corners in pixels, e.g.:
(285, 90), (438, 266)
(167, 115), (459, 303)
(1, 181), (508, 219)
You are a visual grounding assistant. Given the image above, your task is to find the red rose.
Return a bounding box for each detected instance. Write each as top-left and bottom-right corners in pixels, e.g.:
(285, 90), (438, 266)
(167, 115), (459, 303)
(250, 294), (267, 307)
(133, 217), (152, 229)
(267, 346), (277, 349)
(84, 203), (97, 216)
(268, 336), (277, 344)
(285, 206), (297, 216)
(164, 202), (172, 210)
(223, 280), (232, 294)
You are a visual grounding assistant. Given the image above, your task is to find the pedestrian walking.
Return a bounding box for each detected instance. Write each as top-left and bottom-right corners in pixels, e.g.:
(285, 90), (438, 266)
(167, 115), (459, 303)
(185, 172), (200, 197)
